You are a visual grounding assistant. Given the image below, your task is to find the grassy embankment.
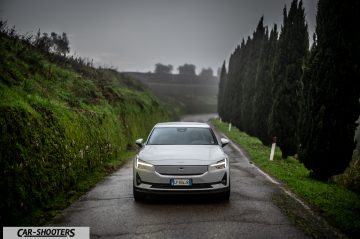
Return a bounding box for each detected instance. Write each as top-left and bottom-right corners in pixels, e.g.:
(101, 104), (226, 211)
(212, 119), (360, 237)
(0, 33), (172, 225)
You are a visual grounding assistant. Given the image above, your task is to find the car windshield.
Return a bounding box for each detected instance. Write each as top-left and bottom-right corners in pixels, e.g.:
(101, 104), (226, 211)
(147, 127), (218, 145)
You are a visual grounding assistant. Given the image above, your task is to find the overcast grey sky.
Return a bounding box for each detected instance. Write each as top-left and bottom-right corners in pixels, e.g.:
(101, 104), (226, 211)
(0, 0), (317, 74)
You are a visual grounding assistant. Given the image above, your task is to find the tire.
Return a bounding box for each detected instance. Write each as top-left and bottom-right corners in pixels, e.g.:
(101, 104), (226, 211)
(222, 188), (230, 200)
(133, 187), (144, 201)
(221, 181), (231, 200)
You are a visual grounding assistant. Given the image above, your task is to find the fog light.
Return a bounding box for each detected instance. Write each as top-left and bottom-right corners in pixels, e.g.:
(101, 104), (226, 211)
(221, 172), (227, 185)
(136, 173), (142, 185)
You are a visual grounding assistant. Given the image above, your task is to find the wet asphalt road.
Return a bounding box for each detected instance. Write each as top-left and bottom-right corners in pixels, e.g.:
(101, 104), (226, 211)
(51, 114), (308, 239)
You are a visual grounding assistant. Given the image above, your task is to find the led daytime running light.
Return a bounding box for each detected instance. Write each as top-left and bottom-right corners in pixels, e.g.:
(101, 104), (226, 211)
(211, 159), (227, 167)
(209, 158), (227, 170)
(136, 156), (153, 168)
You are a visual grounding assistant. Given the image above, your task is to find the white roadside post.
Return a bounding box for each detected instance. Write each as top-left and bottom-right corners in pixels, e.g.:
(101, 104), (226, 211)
(269, 136), (277, 161)
(228, 122), (232, 132)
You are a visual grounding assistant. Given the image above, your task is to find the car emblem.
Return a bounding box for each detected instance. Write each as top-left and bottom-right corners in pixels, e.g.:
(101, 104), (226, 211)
(178, 167), (184, 170)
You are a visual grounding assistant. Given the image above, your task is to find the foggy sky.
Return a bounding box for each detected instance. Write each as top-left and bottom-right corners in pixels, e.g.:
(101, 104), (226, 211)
(0, 0), (317, 74)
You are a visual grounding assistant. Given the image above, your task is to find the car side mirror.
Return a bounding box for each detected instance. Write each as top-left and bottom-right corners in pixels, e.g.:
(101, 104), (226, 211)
(220, 138), (229, 147)
(135, 138), (144, 148)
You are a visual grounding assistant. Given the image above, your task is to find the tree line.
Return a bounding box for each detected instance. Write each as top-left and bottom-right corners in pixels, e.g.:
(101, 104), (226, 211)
(33, 30), (70, 56)
(218, 0), (360, 180)
(0, 21), (103, 73)
(154, 63), (214, 78)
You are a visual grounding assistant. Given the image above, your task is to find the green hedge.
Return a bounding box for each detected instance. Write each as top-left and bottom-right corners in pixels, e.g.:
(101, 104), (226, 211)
(0, 94), (169, 225)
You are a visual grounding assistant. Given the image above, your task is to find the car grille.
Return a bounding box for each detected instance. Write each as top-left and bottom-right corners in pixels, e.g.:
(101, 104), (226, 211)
(155, 165), (208, 175)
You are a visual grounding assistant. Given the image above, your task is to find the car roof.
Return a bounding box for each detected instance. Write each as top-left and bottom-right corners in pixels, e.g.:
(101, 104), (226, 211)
(154, 122), (210, 128)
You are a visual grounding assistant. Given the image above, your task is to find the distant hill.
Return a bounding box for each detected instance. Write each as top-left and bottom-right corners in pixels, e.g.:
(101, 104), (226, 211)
(124, 72), (219, 114)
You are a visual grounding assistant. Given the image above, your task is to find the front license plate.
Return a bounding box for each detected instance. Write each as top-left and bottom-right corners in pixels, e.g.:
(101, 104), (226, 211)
(170, 178), (192, 186)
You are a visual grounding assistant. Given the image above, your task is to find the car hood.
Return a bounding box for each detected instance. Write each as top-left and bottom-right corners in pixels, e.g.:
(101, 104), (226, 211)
(138, 145), (226, 165)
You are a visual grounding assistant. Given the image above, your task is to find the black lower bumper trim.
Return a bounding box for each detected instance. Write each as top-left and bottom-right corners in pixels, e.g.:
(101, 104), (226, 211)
(148, 182), (221, 189)
(133, 186), (230, 196)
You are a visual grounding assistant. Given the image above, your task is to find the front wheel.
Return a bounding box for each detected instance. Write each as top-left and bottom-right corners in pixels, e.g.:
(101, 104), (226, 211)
(221, 181), (230, 200)
(133, 187), (145, 201)
(222, 188), (230, 200)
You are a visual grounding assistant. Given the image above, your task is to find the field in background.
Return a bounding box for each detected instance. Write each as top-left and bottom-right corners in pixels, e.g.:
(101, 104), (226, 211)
(125, 72), (219, 114)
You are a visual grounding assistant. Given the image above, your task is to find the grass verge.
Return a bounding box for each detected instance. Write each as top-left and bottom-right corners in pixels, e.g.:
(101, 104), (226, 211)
(211, 119), (360, 238)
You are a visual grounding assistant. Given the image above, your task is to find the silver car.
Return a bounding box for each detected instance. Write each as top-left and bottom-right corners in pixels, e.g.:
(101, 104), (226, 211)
(133, 122), (230, 200)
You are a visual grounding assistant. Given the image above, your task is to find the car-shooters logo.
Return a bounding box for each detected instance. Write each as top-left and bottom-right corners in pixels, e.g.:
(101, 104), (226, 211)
(3, 227), (89, 239)
(17, 228), (75, 237)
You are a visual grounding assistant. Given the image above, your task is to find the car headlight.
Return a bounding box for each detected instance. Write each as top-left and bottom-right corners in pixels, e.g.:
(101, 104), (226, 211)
(136, 156), (154, 170)
(209, 158), (228, 171)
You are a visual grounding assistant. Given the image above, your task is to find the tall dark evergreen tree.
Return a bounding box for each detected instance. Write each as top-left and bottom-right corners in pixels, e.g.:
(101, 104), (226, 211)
(269, 0), (309, 158)
(298, 0), (360, 180)
(218, 61), (227, 118)
(240, 17), (266, 135)
(227, 39), (244, 129)
(225, 43), (244, 125)
(252, 24), (278, 145)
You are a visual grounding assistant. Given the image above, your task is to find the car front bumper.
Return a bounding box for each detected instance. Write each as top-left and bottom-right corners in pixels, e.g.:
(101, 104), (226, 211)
(133, 164), (230, 194)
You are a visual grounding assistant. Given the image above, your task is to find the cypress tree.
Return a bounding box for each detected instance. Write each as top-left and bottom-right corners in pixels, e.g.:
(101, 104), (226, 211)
(233, 39), (248, 130)
(221, 48), (235, 123)
(298, 0), (360, 180)
(241, 17), (266, 135)
(269, 0), (309, 158)
(253, 24), (278, 144)
(218, 61), (227, 119)
(226, 42), (245, 126)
